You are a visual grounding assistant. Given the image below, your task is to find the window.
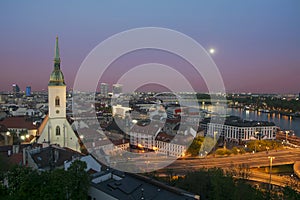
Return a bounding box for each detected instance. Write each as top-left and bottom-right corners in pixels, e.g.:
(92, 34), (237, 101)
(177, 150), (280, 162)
(56, 126), (60, 136)
(55, 96), (60, 106)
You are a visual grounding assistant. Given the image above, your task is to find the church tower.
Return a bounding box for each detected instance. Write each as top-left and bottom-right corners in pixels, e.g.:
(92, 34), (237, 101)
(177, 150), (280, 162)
(38, 37), (80, 151)
(48, 36), (66, 119)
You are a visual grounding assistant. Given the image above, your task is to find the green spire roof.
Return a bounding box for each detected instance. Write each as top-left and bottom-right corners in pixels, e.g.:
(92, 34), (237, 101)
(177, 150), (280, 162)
(49, 36), (65, 86)
(54, 36), (60, 63)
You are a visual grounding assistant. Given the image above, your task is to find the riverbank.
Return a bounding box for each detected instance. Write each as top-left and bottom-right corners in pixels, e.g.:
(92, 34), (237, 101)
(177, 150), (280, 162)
(228, 105), (300, 118)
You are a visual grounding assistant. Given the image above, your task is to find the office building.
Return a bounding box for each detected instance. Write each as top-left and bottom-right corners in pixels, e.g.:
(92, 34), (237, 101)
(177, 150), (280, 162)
(100, 83), (109, 97)
(112, 84), (122, 95)
(26, 86), (31, 97)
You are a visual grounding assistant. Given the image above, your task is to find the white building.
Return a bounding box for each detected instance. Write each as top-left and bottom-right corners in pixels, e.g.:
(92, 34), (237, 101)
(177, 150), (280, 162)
(155, 133), (189, 157)
(37, 37), (80, 151)
(129, 123), (161, 150)
(112, 104), (131, 119)
(201, 117), (277, 141)
(129, 122), (193, 157)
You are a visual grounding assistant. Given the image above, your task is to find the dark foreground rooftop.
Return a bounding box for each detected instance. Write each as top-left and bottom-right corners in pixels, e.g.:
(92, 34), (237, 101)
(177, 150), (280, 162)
(91, 170), (199, 200)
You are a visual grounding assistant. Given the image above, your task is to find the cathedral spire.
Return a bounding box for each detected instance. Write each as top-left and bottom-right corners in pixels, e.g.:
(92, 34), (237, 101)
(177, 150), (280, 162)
(54, 36), (61, 64)
(49, 36), (65, 86)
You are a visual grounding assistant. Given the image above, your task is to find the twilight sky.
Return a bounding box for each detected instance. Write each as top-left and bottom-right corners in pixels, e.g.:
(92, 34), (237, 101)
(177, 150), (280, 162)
(0, 0), (300, 94)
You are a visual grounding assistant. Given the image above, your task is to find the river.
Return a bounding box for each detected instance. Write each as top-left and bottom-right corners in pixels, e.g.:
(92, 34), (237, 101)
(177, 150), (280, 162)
(203, 105), (300, 137)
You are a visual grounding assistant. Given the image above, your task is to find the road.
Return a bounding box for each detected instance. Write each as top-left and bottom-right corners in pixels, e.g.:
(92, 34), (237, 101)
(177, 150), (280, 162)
(164, 148), (300, 171)
(248, 171), (287, 186)
(111, 148), (300, 172)
(151, 148), (300, 190)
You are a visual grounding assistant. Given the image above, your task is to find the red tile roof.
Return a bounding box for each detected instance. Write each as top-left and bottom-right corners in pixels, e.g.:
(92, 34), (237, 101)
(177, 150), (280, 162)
(0, 116), (37, 130)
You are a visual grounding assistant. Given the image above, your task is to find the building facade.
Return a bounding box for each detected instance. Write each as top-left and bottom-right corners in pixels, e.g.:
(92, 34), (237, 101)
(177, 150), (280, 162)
(201, 119), (277, 141)
(37, 37), (80, 151)
(100, 83), (109, 97)
(25, 86), (31, 97)
(112, 84), (122, 95)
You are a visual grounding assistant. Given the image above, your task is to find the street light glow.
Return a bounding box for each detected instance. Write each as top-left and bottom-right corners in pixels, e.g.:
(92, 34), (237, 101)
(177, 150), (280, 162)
(209, 48), (215, 54)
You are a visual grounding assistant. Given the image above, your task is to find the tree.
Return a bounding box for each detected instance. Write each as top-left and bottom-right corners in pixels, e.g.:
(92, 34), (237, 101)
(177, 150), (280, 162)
(174, 168), (265, 200)
(1, 160), (90, 200)
(282, 186), (300, 200)
(186, 136), (204, 156)
(67, 160), (90, 200)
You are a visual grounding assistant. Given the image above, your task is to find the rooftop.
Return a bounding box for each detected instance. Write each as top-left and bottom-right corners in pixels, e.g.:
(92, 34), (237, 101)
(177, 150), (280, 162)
(202, 116), (276, 127)
(91, 170), (198, 200)
(0, 116), (37, 130)
(130, 122), (163, 136)
(29, 145), (82, 170)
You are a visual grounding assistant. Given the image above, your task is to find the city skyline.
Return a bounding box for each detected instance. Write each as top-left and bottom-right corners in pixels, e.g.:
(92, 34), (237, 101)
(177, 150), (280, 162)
(1, 0), (300, 93)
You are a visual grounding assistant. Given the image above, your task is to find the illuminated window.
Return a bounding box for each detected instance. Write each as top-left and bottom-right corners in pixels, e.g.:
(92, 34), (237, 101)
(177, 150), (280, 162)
(55, 96), (60, 106)
(56, 126), (60, 136)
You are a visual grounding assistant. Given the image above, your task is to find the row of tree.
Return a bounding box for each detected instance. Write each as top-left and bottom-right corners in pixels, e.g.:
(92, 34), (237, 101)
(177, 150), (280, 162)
(228, 96), (300, 112)
(186, 136), (283, 157)
(161, 168), (300, 200)
(0, 160), (90, 200)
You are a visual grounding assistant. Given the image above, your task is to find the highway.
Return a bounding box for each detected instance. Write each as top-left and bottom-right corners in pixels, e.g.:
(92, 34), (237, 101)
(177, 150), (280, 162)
(110, 148), (300, 172)
(248, 171), (288, 186)
(164, 148), (300, 171)
(106, 148), (300, 190)
(151, 148), (300, 190)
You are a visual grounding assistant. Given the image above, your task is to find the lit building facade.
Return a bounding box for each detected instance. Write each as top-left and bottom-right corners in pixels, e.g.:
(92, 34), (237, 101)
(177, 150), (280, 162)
(201, 117), (277, 141)
(37, 37), (80, 151)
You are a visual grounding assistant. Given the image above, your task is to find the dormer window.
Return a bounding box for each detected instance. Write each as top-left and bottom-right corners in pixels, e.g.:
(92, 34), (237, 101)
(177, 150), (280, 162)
(55, 96), (60, 106)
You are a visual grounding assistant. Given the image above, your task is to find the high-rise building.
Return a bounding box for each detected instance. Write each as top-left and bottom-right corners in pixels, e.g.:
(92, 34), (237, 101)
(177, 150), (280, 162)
(38, 36), (79, 151)
(12, 84), (20, 95)
(100, 83), (109, 97)
(112, 84), (123, 95)
(26, 86), (31, 97)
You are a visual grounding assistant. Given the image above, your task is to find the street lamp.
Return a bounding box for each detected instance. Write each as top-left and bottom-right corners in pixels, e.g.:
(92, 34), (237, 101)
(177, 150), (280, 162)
(268, 156), (275, 191)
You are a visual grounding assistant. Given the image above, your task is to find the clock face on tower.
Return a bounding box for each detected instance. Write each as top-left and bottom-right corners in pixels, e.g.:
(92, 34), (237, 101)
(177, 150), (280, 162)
(56, 110), (60, 114)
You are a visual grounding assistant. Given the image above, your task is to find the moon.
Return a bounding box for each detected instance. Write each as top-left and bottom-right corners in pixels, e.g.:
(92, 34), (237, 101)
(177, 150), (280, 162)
(209, 48), (215, 54)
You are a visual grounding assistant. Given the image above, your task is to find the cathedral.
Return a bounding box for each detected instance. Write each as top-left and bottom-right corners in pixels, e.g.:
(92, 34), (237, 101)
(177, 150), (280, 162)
(37, 37), (80, 151)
